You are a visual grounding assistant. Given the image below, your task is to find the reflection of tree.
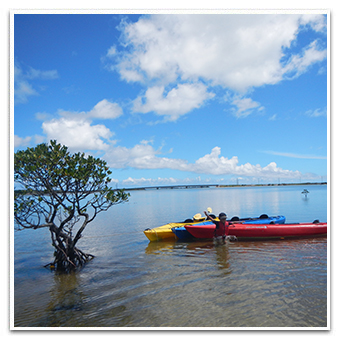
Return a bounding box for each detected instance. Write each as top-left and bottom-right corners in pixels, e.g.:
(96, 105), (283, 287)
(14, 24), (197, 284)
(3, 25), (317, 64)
(45, 272), (86, 326)
(39, 271), (132, 327)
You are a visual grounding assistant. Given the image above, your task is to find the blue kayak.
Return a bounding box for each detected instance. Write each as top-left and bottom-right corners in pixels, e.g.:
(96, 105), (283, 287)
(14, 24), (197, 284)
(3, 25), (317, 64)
(172, 215), (286, 240)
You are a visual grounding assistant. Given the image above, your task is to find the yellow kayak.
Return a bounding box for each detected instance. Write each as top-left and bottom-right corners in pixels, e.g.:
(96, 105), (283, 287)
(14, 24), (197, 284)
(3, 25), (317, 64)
(144, 210), (216, 242)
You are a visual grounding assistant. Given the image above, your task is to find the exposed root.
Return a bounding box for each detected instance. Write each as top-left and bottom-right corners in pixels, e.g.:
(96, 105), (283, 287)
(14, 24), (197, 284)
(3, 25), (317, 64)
(44, 247), (95, 272)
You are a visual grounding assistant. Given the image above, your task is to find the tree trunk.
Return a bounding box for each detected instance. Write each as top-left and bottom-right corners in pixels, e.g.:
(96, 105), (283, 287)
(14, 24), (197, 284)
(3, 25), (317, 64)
(47, 226), (94, 272)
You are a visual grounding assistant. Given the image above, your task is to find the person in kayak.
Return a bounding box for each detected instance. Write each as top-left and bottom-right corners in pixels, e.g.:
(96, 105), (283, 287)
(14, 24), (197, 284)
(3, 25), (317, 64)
(204, 211), (229, 241)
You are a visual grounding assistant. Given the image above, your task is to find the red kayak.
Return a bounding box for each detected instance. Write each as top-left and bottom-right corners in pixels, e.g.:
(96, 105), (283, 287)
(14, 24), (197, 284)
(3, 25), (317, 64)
(185, 222), (327, 240)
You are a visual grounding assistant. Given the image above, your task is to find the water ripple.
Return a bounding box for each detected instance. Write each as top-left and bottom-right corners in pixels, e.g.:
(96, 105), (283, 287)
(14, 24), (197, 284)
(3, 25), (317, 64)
(14, 186), (327, 328)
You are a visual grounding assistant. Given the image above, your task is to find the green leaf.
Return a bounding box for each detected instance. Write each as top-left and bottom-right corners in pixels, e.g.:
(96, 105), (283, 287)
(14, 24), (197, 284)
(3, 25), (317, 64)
(14, 140), (130, 233)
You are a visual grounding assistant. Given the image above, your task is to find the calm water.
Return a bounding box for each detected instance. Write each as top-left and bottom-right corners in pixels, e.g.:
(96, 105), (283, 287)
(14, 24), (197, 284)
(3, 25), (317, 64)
(13, 184), (328, 328)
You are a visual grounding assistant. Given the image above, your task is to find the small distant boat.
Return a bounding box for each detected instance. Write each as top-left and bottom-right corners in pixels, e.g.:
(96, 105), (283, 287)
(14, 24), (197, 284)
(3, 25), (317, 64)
(144, 214), (285, 242)
(302, 189), (310, 198)
(184, 221), (327, 241)
(172, 215), (285, 240)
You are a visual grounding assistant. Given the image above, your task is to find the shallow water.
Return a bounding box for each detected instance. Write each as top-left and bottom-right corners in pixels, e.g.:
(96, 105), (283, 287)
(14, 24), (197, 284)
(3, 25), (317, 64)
(13, 184), (328, 328)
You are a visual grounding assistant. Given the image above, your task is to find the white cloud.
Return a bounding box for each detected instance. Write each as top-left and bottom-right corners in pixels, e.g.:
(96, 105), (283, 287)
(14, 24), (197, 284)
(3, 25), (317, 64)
(117, 172), (323, 188)
(14, 135), (31, 148)
(133, 83), (215, 121)
(104, 141), (159, 168)
(299, 14), (327, 33)
(106, 46), (116, 57)
(25, 66), (58, 80)
(121, 176), (178, 186)
(282, 40), (327, 79)
(104, 143), (301, 179)
(17, 99), (123, 152)
(106, 14), (326, 120)
(230, 96), (263, 118)
(305, 107), (327, 117)
(88, 99), (123, 119)
(14, 62), (58, 104)
(113, 14), (326, 92)
(262, 150), (326, 160)
(40, 99), (123, 151)
(14, 79), (38, 104)
(42, 117), (113, 151)
(188, 147), (301, 178)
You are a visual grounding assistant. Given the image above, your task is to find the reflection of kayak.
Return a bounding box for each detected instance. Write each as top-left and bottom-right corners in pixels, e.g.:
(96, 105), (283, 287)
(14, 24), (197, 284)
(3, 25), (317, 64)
(184, 221), (327, 240)
(172, 215), (286, 240)
(144, 214), (285, 242)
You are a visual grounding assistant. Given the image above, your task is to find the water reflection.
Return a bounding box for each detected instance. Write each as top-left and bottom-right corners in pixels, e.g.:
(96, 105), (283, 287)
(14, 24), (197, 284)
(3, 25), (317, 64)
(144, 240), (178, 254)
(44, 270), (132, 327)
(14, 185), (327, 328)
(145, 239), (232, 275)
(213, 243), (231, 272)
(48, 272), (84, 312)
(44, 273), (86, 326)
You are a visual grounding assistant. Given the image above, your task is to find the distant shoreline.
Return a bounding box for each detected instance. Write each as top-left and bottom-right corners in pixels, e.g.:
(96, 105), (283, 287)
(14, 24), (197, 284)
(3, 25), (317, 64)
(14, 182), (327, 195)
(123, 182), (327, 191)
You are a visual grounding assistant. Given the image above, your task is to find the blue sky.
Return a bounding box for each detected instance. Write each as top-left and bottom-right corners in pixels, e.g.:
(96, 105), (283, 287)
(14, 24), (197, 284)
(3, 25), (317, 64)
(13, 11), (328, 188)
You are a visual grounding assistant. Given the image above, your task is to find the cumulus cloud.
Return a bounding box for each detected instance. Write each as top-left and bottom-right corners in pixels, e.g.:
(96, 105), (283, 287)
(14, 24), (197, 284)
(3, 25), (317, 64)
(88, 99), (123, 119)
(40, 99), (123, 151)
(111, 14), (326, 90)
(42, 117), (113, 151)
(104, 141), (159, 168)
(104, 143), (301, 179)
(133, 83), (215, 121)
(104, 14), (326, 120)
(187, 147), (301, 178)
